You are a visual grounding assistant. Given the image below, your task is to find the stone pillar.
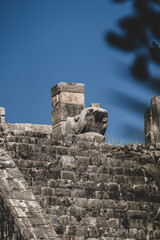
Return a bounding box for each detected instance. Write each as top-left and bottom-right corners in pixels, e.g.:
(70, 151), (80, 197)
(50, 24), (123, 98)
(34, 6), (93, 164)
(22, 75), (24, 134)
(0, 107), (5, 123)
(51, 82), (85, 135)
(145, 96), (160, 146)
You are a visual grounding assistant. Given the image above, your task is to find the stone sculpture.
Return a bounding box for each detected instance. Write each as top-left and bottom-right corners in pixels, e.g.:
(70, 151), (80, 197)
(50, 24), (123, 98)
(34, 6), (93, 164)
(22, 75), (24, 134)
(65, 106), (108, 135)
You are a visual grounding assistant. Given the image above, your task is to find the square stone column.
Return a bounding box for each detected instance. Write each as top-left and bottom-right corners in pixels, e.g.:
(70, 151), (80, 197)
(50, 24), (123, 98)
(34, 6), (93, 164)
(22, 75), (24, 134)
(0, 107), (5, 123)
(51, 82), (85, 135)
(145, 96), (160, 146)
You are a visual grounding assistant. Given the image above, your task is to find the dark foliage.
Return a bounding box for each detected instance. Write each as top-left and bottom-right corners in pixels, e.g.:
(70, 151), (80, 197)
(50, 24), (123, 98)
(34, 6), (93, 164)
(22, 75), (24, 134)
(107, 0), (160, 86)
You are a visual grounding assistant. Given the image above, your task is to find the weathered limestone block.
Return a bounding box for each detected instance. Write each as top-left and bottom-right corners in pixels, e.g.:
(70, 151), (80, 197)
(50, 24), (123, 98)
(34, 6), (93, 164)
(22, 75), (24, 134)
(51, 82), (85, 98)
(145, 96), (160, 146)
(65, 106), (108, 135)
(0, 107), (5, 123)
(52, 103), (84, 124)
(90, 103), (101, 108)
(52, 91), (84, 107)
(0, 123), (52, 135)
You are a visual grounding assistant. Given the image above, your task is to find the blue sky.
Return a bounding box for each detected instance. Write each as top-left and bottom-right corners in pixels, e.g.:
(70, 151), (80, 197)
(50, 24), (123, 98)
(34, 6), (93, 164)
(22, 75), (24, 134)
(0, 0), (156, 143)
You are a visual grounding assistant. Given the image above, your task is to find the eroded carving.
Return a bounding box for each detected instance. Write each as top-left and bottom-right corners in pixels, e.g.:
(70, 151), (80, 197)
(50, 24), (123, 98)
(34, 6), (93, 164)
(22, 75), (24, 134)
(65, 106), (108, 135)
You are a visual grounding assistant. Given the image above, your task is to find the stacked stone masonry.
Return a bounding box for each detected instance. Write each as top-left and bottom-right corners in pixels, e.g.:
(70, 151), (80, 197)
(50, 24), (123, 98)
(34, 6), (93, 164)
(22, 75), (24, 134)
(0, 123), (160, 239)
(1, 82), (160, 240)
(0, 139), (57, 240)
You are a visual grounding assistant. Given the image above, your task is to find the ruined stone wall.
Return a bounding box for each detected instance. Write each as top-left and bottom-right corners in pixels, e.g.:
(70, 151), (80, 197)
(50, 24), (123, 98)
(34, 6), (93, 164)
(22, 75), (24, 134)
(1, 82), (160, 239)
(1, 123), (160, 239)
